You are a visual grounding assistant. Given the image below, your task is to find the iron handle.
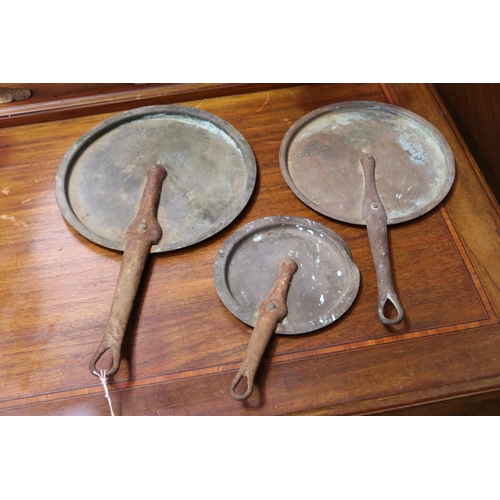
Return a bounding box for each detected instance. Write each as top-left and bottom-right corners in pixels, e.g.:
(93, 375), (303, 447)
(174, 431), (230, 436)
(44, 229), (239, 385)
(360, 153), (404, 325)
(89, 164), (167, 377)
(229, 258), (298, 401)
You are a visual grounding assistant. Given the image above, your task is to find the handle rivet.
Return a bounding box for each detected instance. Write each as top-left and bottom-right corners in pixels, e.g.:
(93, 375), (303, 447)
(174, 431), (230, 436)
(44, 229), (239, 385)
(371, 203), (379, 209)
(268, 302), (276, 310)
(138, 223), (147, 232)
(366, 154), (373, 160)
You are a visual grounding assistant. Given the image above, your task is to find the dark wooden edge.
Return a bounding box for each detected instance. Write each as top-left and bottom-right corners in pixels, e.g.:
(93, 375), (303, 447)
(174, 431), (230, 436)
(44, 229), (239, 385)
(372, 390), (500, 415)
(291, 388), (500, 416)
(0, 83), (301, 128)
(3, 323), (500, 415)
(428, 84), (500, 219)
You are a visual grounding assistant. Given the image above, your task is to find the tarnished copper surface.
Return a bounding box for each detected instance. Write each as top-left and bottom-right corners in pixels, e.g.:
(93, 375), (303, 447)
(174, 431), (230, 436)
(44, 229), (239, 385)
(280, 101), (455, 324)
(280, 101), (455, 225)
(55, 105), (256, 252)
(89, 165), (166, 376)
(230, 259), (298, 400)
(214, 216), (360, 334)
(214, 216), (360, 399)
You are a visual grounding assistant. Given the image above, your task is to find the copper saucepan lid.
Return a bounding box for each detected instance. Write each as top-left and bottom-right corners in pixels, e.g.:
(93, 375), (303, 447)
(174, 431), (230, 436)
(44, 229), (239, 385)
(214, 216), (360, 400)
(279, 101), (455, 325)
(55, 105), (257, 377)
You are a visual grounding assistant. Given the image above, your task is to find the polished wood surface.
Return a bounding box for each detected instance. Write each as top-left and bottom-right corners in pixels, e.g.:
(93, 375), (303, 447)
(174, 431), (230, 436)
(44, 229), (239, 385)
(1, 83), (500, 415)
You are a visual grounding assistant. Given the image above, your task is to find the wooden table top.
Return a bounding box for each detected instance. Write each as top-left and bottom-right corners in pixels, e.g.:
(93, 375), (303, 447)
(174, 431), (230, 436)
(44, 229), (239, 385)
(2, 83), (500, 415)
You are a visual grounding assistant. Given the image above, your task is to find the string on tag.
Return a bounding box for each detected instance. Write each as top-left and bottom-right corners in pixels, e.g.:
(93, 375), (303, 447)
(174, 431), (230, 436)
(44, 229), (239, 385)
(93, 369), (115, 416)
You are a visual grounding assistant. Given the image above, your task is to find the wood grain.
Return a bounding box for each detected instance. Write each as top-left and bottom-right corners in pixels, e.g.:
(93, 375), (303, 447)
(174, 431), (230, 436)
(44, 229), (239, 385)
(1, 83), (500, 415)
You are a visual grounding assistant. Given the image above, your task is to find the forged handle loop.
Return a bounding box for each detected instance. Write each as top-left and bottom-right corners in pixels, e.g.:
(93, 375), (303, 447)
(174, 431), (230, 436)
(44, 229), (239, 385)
(378, 292), (405, 325)
(89, 343), (121, 378)
(229, 369), (255, 401)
